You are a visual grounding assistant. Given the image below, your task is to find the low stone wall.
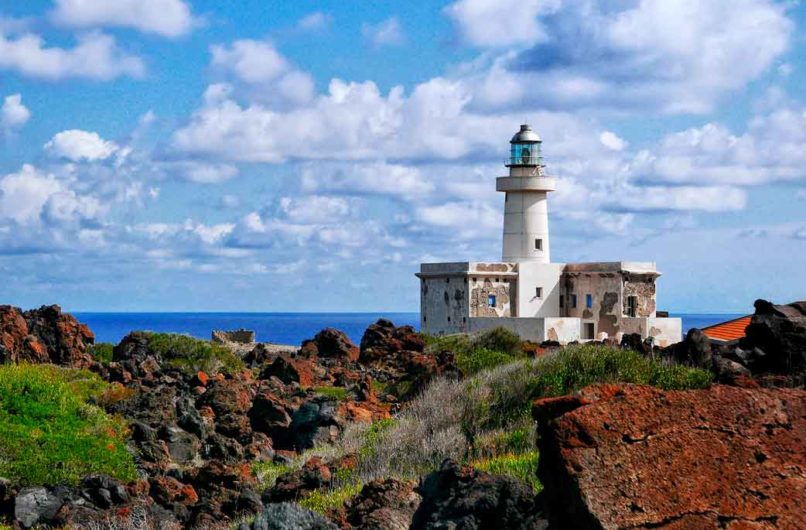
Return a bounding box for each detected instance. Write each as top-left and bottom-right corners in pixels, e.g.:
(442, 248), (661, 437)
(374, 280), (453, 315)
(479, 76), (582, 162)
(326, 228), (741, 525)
(211, 329), (256, 344)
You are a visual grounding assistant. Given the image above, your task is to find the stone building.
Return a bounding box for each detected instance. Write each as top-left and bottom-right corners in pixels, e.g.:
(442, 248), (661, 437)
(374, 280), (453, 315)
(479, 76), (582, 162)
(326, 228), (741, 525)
(416, 125), (682, 346)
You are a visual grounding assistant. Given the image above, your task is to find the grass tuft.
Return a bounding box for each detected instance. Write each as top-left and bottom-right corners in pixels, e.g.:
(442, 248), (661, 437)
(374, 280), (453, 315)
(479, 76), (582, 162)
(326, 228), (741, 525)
(472, 451), (541, 493)
(298, 482), (363, 515)
(313, 386), (349, 400)
(0, 364), (137, 487)
(90, 342), (115, 365)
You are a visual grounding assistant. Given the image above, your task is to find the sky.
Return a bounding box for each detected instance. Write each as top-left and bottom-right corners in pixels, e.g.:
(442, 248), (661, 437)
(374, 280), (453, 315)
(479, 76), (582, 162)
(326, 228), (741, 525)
(0, 0), (805, 313)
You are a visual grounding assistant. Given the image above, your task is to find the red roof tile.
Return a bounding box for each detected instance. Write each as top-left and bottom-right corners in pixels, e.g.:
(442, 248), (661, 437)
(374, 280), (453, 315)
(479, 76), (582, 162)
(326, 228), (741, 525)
(701, 316), (752, 343)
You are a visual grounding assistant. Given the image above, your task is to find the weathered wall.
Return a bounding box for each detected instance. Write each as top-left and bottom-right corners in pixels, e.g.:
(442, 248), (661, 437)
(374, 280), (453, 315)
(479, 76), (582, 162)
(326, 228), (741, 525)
(211, 329), (256, 344)
(469, 317), (545, 342)
(623, 274), (657, 318)
(562, 272), (623, 339)
(420, 276), (469, 335)
(516, 262), (563, 318)
(469, 277), (514, 318)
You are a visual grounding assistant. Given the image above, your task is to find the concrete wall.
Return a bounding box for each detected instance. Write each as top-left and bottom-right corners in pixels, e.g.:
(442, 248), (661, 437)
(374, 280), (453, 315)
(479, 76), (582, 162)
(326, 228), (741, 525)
(516, 262), (563, 318)
(469, 277), (514, 317)
(469, 317), (545, 343)
(623, 273), (657, 318)
(420, 276), (469, 335)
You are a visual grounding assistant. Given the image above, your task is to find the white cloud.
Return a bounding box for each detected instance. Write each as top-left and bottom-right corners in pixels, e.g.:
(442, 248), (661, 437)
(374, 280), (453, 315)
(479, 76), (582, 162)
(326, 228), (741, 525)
(607, 185), (747, 213)
(297, 12), (332, 32)
(445, 0), (557, 47)
(175, 162), (238, 184)
(362, 17), (405, 47)
(51, 0), (195, 38)
(461, 0), (792, 113)
(0, 165), (63, 224)
(599, 131), (627, 151)
(0, 31), (144, 81)
(1, 93), (30, 132)
(300, 162), (434, 199)
(45, 130), (119, 162)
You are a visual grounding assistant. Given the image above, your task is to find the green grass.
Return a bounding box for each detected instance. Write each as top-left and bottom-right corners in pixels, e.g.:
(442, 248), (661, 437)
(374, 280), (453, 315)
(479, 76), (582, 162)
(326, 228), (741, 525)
(456, 347), (525, 376)
(472, 451), (541, 493)
(89, 342), (115, 365)
(425, 328), (527, 376)
(298, 482), (363, 515)
(144, 332), (244, 376)
(252, 460), (297, 488)
(0, 364), (137, 487)
(313, 386), (349, 400)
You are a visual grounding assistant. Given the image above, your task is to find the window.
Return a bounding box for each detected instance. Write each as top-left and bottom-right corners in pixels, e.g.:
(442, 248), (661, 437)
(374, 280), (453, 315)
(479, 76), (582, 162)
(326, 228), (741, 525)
(583, 323), (595, 340)
(560, 295), (564, 308)
(535, 238), (543, 250)
(627, 296), (637, 317)
(488, 294), (497, 307)
(535, 287), (543, 299)
(571, 294), (578, 308)
(586, 294), (593, 309)
(423, 316), (427, 322)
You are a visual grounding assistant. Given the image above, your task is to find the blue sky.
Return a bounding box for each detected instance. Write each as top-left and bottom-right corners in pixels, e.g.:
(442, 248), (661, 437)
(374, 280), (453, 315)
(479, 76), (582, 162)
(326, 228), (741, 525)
(0, 0), (805, 313)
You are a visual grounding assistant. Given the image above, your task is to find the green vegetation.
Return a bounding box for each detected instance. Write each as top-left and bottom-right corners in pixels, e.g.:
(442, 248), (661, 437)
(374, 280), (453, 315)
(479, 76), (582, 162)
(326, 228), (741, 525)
(252, 460), (297, 488)
(144, 332), (244, 376)
(299, 482), (363, 515)
(472, 451), (541, 493)
(313, 386), (349, 400)
(0, 364), (137, 486)
(325, 343), (711, 486)
(89, 342), (115, 365)
(426, 327), (528, 376)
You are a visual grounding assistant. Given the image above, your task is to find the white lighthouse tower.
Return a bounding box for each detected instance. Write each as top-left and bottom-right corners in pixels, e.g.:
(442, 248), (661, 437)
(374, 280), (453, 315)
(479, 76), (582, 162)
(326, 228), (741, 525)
(498, 124), (556, 263)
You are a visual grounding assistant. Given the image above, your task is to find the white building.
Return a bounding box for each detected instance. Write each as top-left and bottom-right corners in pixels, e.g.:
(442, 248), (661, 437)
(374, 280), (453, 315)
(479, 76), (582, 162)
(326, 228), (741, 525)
(416, 124), (682, 347)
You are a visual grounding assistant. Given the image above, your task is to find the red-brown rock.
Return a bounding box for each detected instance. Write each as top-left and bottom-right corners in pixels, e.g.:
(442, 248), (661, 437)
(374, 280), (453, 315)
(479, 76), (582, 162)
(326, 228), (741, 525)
(301, 328), (359, 361)
(533, 384), (806, 529)
(0, 305), (94, 366)
(359, 319), (424, 362)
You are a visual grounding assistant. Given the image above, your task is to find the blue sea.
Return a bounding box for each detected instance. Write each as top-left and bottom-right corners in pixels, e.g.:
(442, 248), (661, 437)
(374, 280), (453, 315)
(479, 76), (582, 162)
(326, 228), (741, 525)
(74, 312), (744, 346)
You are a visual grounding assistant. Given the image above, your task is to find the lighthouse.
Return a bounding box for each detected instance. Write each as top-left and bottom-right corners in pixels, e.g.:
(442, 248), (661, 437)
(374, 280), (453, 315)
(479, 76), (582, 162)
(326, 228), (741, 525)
(498, 124), (556, 263)
(416, 123), (682, 347)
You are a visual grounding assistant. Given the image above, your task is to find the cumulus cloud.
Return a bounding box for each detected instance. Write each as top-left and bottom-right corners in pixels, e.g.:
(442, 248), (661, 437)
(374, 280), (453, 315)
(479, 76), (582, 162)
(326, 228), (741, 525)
(0, 31), (144, 81)
(209, 40), (315, 106)
(51, 0), (195, 38)
(362, 17), (405, 47)
(628, 102), (806, 186)
(1, 93), (30, 133)
(300, 162), (434, 199)
(460, 0), (792, 113)
(45, 130), (119, 162)
(445, 0), (557, 47)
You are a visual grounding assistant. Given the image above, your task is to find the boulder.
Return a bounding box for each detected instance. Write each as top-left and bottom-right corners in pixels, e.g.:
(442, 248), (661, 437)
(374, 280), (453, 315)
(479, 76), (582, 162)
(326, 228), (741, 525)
(739, 299), (806, 375)
(341, 478), (421, 530)
(0, 305), (94, 367)
(14, 487), (64, 529)
(359, 319), (424, 362)
(301, 328), (359, 361)
(533, 384), (806, 529)
(279, 398), (342, 451)
(263, 456), (332, 503)
(410, 460), (546, 530)
(240, 502), (338, 530)
(663, 327), (711, 367)
(260, 355), (314, 387)
(249, 391), (292, 435)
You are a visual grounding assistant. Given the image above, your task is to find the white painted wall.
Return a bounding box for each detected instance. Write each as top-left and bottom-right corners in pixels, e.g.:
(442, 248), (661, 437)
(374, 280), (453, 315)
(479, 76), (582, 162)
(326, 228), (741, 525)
(516, 262), (563, 318)
(621, 317), (682, 348)
(544, 317), (585, 343)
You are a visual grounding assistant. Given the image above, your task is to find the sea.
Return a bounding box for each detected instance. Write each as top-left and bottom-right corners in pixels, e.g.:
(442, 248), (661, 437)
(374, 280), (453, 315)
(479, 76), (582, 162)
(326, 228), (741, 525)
(74, 312), (745, 346)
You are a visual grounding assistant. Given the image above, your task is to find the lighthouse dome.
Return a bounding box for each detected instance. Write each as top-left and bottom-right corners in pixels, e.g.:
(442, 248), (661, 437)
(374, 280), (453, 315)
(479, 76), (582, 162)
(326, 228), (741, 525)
(510, 124), (541, 144)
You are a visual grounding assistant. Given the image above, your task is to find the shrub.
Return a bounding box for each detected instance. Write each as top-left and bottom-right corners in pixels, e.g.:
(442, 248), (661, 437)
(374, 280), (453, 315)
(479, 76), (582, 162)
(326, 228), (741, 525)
(471, 327), (522, 353)
(456, 347), (523, 376)
(0, 364), (137, 486)
(472, 451), (541, 493)
(144, 333), (244, 376)
(324, 343), (711, 485)
(253, 460), (297, 488)
(90, 342), (115, 365)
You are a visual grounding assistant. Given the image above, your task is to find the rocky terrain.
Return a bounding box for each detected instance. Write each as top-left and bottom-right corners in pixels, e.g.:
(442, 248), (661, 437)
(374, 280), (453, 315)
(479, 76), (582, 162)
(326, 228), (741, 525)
(0, 302), (803, 529)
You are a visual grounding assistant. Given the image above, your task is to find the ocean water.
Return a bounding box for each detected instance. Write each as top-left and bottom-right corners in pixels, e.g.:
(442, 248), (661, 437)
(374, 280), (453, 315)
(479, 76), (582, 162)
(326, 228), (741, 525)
(74, 312), (744, 346)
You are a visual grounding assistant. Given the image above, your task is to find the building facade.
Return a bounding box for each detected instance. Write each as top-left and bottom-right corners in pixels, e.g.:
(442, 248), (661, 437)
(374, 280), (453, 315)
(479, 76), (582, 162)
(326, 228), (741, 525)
(416, 125), (682, 347)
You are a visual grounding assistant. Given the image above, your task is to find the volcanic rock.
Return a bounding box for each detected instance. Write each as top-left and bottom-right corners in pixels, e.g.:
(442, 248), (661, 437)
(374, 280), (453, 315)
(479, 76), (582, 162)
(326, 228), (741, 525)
(0, 305), (94, 367)
(240, 502), (338, 530)
(533, 384), (806, 529)
(301, 328), (359, 361)
(359, 319), (424, 362)
(740, 299), (806, 376)
(341, 478), (421, 530)
(263, 456), (332, 503)
(410, 459), (546, 530)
